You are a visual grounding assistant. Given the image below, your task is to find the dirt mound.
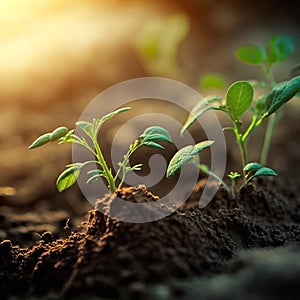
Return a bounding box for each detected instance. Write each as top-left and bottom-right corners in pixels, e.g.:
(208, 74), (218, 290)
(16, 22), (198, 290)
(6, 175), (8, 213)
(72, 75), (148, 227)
(1, 181), (299, 299)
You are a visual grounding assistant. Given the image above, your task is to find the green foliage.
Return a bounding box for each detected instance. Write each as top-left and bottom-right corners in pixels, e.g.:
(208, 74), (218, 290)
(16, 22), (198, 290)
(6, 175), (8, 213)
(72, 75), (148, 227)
(267, 35), (295, 66)
(236, 45), (267, 65)
(243, 162), (277, 185)
(263, 76), (300, 117)
(168, 34), (298, 200)
(226, 81), (253, 118)
(56, 163), (84, 192)
(236, 35), (295, 67)
(181, 96), (221, 135)
(166, 141), (214, 177)
(29, 107), (172, 193)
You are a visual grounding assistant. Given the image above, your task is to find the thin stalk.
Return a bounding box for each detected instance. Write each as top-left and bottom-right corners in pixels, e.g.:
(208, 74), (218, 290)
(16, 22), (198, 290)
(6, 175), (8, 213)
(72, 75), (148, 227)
(94, 141), (115, 193)
(260, 63), (277, 165)
(233, 122), (248, 170)
(115, 140), (141, 189)
(260, 113), (277, 165)
(198, 164), (231, 196)
(242, 115), (258, 142)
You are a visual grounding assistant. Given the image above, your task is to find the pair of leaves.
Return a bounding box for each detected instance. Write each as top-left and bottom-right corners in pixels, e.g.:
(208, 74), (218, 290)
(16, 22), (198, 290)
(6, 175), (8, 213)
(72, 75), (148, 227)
(166, 141), (214, 177)
(76, 107), (131, 139)
(244, 162), (277, 182)
(140, 126), (173, 149)
(29, 127), (69, 149)
(236, 35), (295, 66)
(181, 81), (253, 134)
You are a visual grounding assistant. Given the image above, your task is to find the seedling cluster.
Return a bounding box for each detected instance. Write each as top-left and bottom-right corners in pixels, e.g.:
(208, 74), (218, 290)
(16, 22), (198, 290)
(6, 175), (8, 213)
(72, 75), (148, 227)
(29, 107), (172, 193)
(167, 34), (300, 199)
(29, 34), (299, 202)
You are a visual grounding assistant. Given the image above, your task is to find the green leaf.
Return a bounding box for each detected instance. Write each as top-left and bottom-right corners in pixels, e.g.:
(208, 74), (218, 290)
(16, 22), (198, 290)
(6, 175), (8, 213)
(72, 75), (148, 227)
(267, 35), (295, 66)
(265, 76), (300, 116)
(226, 81), (253, 118)
(253, 167), (278, 178)
(191, 140), (214, 155)
(140, 126), (172, 143)
(28, 133), (51, 149)
(76, 121), (93, 137)
(236, 45), (267, 64)
(92, 107), (131, 134)
(87, 169), (104, 176)
(243, 162), (262, 173)
(86, 175), (101, 184)
(50, 127), (69, 141)
(131, 164), (143, 171)
(101, 107), (131, 123)
(200, 74), (226, 89)
(181, 96), (221, 135)
(143, 141), (165, 149)
(227, 171), (241, 179)
(166, 141), (213, 177)
(56, 163), (84, 192)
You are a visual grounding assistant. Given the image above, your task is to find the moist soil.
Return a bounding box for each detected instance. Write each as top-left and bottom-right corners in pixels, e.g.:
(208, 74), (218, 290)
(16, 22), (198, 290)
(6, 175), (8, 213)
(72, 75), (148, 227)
(1, 177), (300, 300)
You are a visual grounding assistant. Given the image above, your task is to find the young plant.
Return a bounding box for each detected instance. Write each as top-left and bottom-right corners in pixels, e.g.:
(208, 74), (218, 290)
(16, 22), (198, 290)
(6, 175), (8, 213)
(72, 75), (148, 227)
(29, 107), (173, 193)
(235, 34), (297, 164)
(167, 35), (300, 199)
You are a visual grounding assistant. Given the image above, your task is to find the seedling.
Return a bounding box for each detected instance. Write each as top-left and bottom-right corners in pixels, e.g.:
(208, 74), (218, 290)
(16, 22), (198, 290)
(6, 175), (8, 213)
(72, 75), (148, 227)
(167, 35), (300, 199)
(29, 107), (172, 193)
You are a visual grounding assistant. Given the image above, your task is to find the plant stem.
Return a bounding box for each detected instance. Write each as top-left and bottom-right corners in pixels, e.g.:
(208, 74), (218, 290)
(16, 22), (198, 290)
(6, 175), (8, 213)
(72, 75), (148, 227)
(94, 140), (116, 193)
(242, 115), (257, 142)
(260, 113), (277, 165)
(115, 140), (141, 190)
(260, 63), (277, 165)
(234, 122), (248, 170)
(199, 164), (231, 196)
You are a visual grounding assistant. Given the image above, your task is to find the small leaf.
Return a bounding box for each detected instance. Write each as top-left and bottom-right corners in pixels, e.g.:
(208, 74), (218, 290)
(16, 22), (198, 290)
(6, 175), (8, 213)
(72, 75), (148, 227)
(243, 162), (262, 173)
(140, 126), (172, 143)
(76, 121), (93, 137)
(142, 133), (172, 144)
(101, 107), (131, 123)
(200, 74), (226, 89)
(143, 141), (165, 149)
(181, 96), (221, 135)
(191, 140), (214, 155)
(87, 169), (104, 176)
(166, 141), (213, 177)
(131, 164), (143, 171)
(253, 167), (278, 178)
(267, 35), (295, 66)
(86, 175), (101, 184)
(92, 107), (131, 134)
(50, 127), (69, 141)
(265, 76), (300, 116)
(56, 164), (84, 192)
(236, 45), (267, 64)
(28, 133), (51, 149)
(226, 81), (253, 118)
(167, 145), (194, 177)
(227, 171), (241, 179)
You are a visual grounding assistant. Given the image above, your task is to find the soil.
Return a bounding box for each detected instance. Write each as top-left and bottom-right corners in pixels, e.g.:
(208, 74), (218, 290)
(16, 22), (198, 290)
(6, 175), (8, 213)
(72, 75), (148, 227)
(1, 170), (300, 300)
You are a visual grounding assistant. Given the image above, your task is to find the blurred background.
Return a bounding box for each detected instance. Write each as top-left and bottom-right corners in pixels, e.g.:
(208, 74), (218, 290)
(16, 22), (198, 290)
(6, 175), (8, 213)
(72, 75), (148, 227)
(0, 0), (299, 242)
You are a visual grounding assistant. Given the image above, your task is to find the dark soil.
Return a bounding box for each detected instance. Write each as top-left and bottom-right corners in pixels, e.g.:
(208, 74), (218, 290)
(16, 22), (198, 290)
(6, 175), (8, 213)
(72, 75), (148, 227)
(1, 178), (300, 299)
